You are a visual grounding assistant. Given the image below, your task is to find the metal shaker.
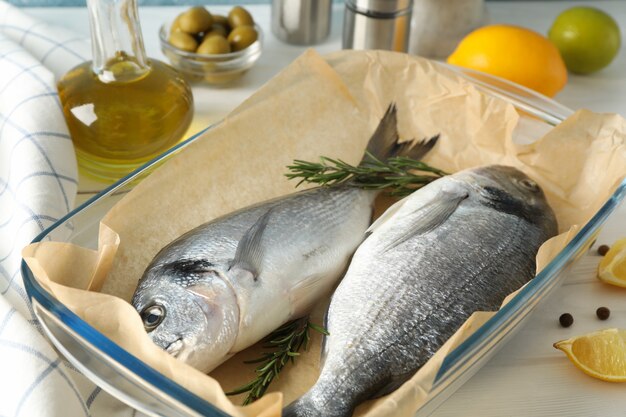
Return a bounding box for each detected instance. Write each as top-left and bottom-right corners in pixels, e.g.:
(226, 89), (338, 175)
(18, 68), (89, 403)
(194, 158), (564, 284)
(271, 0), (332, 45)
(343, 0), (413, 52)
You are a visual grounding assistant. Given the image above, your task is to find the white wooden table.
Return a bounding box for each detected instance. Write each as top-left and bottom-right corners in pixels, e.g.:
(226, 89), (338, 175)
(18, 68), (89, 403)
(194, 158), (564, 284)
(28, 2), (626, 416)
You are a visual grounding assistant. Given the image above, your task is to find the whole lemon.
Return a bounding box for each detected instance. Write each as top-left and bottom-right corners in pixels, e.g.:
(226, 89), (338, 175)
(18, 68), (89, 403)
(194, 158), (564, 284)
(548, 7), (621, 74)
(447, 25), (568, 97)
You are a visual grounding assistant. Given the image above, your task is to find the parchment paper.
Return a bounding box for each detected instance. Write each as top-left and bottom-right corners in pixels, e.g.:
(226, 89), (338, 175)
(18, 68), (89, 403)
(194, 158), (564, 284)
(23, 50), (626, 417)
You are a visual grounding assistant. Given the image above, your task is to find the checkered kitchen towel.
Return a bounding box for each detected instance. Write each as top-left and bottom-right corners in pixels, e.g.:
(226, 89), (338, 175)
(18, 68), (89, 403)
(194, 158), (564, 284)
(0, 2), (135, 415)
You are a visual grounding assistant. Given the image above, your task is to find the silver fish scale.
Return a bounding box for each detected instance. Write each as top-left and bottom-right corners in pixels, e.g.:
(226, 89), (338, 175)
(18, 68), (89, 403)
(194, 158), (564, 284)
(253, 186), (374, 275)
(132, 104), (442, 374)
(147, 205), (267, 272)
(143, 186), (374, 284)
(132, 184), (378, 372)
(291, 189), (555, 417)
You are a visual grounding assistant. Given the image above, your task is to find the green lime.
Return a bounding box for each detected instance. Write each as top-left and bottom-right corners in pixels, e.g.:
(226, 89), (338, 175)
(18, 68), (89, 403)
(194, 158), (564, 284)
(548, 6), (621, 74)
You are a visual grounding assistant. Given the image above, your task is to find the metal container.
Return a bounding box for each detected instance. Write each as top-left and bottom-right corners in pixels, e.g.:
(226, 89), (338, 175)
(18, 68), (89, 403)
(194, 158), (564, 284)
(410, 0), (488, 58)
(271, 0), (332, 45)
(343, 0), (413, 51)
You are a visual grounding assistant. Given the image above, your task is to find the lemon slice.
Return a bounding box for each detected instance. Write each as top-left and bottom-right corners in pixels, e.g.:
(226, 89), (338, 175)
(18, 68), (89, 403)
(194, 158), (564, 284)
(598, 238), (626, 287)
(554, 328), (626, 382)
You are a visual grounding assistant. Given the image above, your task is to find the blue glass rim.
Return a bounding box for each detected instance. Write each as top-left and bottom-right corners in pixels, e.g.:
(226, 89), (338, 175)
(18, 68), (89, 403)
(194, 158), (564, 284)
(19, 63), (623, 415)
(21, 123), (232, 417)
(434, 178), (626, 382)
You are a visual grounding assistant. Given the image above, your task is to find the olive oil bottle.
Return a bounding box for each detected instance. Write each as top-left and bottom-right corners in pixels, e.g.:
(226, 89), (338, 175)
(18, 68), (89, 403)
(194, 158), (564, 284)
(58, 0), (193, 181)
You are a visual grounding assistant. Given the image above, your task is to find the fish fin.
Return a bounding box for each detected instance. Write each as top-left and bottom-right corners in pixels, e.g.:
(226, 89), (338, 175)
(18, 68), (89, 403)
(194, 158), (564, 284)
(289, 273), (326, 317)
(362, 103), (439, 163)
(383, 189), (468, 252)
(229, 209), (272, 280)
(395, 134), (440, 161)
(319, 308), (330, 368)
(366, 196), (412, 234)
(362, 103), (400, 162)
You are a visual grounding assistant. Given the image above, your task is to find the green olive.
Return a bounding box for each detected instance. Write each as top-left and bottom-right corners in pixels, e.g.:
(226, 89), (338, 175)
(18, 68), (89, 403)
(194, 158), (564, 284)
(197, 35), (231, 55)
(212, 14), (230, 29)
(168, 31), (198, 52)
(228, 6), (254, 28)
(170, 14), (183, 33)
(179, 7), (213, 34)
(205, 23), (228, 39)
(227, 25), (258, 52)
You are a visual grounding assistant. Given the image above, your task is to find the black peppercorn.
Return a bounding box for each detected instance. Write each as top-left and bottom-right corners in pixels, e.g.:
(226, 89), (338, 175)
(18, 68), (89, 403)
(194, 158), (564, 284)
(559, 313), (574, 327)
(596, 306), (610, 320)
(598, 245), (610, 256)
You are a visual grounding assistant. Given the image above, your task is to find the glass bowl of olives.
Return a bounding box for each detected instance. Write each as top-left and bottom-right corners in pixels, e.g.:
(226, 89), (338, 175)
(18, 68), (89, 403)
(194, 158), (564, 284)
(159, 6), (263, 85)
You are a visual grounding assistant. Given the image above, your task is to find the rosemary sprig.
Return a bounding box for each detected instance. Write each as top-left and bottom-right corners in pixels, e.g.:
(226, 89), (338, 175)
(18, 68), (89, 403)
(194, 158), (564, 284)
(286, 151), (448, 197)
(226, 317), (328, 405)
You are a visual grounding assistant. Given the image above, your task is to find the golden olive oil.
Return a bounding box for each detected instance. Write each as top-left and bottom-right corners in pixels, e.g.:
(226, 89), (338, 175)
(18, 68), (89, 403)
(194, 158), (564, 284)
(58, 55), (193, 181)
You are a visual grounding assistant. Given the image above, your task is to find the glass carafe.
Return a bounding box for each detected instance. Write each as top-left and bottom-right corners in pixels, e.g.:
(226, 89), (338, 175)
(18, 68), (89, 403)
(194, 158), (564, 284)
(58, 0), (194, 182)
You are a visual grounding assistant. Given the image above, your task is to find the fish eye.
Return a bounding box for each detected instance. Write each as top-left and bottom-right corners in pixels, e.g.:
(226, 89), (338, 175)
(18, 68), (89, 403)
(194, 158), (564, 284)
(141, 305), (165, 331)
(518, 178), (538, 192)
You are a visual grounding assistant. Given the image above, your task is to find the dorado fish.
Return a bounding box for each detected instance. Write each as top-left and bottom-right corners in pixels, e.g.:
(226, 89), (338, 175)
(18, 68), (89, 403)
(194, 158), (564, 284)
(284, 165), (558, 417)
(131, 105), (438, 372)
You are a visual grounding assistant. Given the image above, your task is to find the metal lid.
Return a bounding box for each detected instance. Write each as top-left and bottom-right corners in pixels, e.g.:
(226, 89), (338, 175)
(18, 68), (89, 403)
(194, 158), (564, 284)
(347, 0), (413, 15)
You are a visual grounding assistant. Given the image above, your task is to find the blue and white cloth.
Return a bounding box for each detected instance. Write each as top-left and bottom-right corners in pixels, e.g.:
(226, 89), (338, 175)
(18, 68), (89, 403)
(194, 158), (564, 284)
(0, 2), (135, 415)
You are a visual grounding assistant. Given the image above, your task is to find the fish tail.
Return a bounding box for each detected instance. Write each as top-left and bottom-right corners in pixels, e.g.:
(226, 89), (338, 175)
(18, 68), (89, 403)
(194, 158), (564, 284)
(362, 103), (439, 164)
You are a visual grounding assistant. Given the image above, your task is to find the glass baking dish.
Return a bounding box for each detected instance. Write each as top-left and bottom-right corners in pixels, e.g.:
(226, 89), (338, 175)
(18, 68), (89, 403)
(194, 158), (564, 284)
(21, 65), (626, 417)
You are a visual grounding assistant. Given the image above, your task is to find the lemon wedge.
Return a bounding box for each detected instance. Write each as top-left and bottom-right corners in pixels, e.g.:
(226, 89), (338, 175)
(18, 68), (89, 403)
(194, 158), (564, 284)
(598, 238), (626, 287)
(554, 328), (626, 382)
